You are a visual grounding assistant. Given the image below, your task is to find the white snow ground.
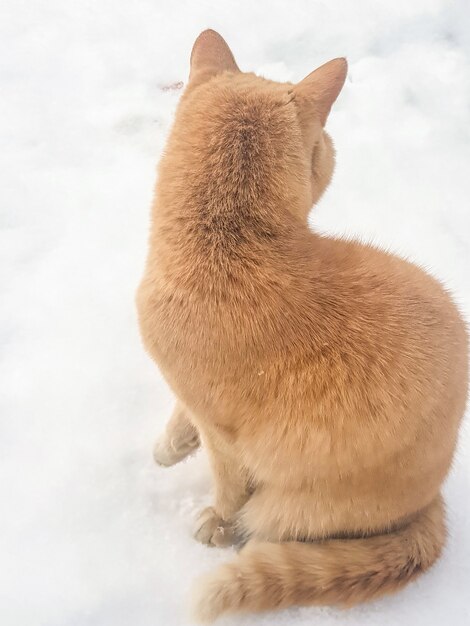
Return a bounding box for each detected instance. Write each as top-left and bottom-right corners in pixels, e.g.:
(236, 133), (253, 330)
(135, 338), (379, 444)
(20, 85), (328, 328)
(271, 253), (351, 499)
(1, 1), (469, 625)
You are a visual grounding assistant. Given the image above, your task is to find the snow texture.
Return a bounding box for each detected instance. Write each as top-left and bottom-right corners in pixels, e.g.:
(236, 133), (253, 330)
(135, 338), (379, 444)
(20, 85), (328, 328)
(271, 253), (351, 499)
(1, 1), (469, 625)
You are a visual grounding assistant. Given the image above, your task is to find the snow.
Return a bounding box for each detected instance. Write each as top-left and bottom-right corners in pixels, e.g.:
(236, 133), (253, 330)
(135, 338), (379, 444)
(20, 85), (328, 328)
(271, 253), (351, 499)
(1, 1), (469, 625)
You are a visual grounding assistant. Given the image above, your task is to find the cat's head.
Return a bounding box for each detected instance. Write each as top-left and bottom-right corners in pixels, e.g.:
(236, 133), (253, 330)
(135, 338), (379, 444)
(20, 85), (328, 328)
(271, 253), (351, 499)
(172, 30), (346, 221)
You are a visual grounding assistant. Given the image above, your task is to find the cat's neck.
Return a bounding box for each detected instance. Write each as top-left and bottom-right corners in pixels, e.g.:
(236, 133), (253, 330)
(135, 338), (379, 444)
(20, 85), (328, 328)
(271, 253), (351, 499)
(149, 169), (313, 297)
(149, 101), (313, 290)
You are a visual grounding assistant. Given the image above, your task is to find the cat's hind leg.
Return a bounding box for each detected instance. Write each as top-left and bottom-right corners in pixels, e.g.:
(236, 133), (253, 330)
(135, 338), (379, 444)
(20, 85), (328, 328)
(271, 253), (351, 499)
(153, 402), (200, 467)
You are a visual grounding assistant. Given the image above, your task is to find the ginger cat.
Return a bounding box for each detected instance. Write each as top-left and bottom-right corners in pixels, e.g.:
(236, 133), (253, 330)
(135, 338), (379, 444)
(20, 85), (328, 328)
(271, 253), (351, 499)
(136, 30), (468, 622)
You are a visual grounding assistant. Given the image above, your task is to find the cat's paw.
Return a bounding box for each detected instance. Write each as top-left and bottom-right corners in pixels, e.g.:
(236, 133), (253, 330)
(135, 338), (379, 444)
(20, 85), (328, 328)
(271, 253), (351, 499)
(193, 507), (237, 547)
(153, 431), (199, 467)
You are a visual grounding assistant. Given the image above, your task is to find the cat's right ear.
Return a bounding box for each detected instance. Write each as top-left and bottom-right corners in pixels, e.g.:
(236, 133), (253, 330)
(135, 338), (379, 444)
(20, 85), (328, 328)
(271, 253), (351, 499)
(189, 30), (240, 84)
(294, 58), (347, 127)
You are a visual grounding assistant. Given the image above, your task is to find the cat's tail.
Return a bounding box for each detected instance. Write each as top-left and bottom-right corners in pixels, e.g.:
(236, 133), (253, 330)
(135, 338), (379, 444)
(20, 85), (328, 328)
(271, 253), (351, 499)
(191, 495), (445, 622)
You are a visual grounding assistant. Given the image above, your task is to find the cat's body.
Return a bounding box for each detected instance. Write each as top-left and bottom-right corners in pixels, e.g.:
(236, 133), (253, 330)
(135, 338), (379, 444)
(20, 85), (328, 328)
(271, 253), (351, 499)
(137, 30), (468, 621)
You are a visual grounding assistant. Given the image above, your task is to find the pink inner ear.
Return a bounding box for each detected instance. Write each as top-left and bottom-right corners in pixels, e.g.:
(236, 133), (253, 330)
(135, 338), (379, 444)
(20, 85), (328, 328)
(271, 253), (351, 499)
(189, 29), (240, 81)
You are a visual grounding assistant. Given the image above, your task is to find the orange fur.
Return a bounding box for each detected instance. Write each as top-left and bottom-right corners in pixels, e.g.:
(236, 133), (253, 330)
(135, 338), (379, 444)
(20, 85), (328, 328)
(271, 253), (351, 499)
(136, 30), (468, 621)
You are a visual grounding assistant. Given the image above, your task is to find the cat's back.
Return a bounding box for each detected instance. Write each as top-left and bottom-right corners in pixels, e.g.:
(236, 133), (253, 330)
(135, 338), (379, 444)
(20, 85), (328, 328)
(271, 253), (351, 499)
(311, 234), (467, 388)
(298, 234), (468, 448)
(138, 227), (467, 424)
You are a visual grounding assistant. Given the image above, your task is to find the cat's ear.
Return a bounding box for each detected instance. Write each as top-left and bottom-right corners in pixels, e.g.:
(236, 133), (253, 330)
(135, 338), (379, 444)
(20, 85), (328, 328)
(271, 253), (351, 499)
(189, 29), (239, 83)
(294, 58), (347, 126)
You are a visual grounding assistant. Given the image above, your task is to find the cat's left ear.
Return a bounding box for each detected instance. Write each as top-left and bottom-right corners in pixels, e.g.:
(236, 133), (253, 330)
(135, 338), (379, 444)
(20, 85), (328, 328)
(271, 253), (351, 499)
(294, 58), (347, 126)
(189, 29), (240, 84)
